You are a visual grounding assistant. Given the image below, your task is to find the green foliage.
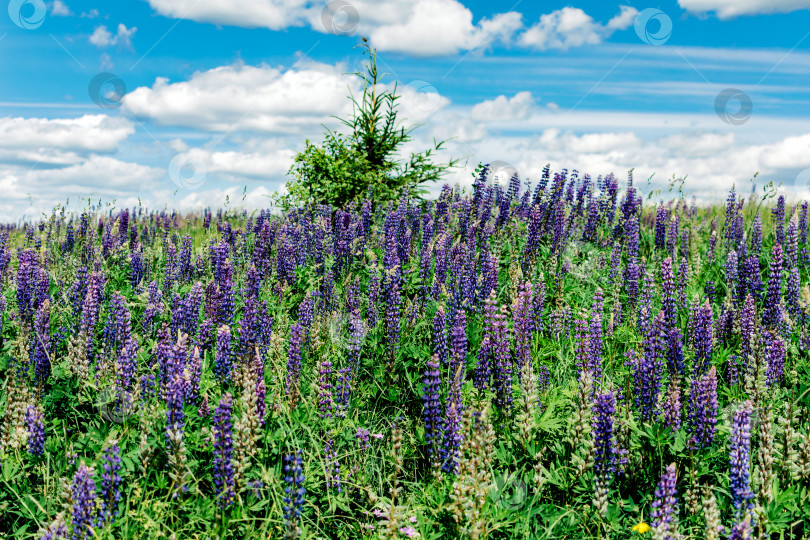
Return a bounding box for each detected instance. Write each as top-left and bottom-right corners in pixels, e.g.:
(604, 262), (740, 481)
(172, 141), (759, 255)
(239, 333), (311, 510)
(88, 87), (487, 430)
(286, 40), (456, 207)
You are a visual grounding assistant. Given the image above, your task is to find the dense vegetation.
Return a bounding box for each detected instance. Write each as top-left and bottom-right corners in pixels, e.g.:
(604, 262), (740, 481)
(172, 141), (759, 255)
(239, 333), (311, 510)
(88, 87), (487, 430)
(1, 170), (809, 540)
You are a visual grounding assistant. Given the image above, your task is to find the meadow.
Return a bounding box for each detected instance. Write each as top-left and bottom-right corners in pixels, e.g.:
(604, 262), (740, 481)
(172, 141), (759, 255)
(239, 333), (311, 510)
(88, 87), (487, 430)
(0, 168), (808, 539)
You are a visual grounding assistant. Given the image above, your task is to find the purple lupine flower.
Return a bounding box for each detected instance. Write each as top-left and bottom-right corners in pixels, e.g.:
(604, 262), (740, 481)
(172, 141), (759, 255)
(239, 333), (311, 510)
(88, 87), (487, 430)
(252, 350), (267, 424)
(384, 263), (402, 366)
(103, 292), (131, 360)
(219, 262), (235, 324)
(475, 292), (497, 393)
(743, 255), (763, 301)
(440, 399), (463, 474)
(728, 518), (752, 540)
(214, 325), (232, 384)
(356, 427), (370, 451)
(282, 450), (306, 539)
(181, 282), (204, 338)
(666, 215), (680, 259)
(142, 280), (163, 332)
(98, 444), (122, 526)
(786, 267), (801, 320)
(662, 382), (681, 431)
(575, 317), (595, 382)
(286, 323), (304, 406)
(492, 304), (513, 415)
(70, 464), (97, 540)
(130, 250), (144, 289)
(630, 314), (665, 421)
(115, 332), (138, 399)
(654, 205), (668, 251)
(650, 463), (679, 539)
(165, 374), (185, 447)
(687, 366), (718, 450)
(334, 367), (352, 418)
(730, 401), (755, 514)
(422, 355), (442, 463)
(726, 250), (739, 303)
(704, 280), (715, 305)
(589, 287), (604, 370)
(691, 300), (713, 377)
(319, 267), (335, 314)
(707, 230), (717, 261)
(592, 391), (624, 491)
(33, 300), (51, 385)
(163, 242), (177, 293)
(26, 405), (45, 457)
(764, 332), (786, 388)
(763, 244), (783, 328)
(317, 360), (334, 419)
(449, 309), (467, 375)
(80, 271), (105, 366)
(184, 346), (202, 403)
(624, 259), (641, 312)
(514, 281), (535, 377)
(773, 195), (786, 246)
(213, 393), (236, 509)
(661, 257), (677, 331)
(16, 248), (41, 323)
(637, 268), (656, 336)
(39, 518), (68, 540)
(432, 305), (448, 365)
(625, 216), (640, 260)
(666, 328), (685, 378)
(786, 219), (799, 270)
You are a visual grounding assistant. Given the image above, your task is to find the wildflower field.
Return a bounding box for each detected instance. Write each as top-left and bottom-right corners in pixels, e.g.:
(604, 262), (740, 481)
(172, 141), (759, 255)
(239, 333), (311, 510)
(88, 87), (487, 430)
(1, 168), (809, 539)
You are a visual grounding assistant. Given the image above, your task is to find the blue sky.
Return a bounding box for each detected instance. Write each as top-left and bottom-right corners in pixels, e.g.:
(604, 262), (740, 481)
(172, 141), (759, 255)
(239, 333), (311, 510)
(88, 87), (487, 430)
(1, 0), (810, 219)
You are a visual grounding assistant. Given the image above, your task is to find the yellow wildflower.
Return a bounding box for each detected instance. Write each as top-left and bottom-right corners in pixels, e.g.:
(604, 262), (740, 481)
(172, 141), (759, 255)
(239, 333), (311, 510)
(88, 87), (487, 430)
(632, 522), (651, 534)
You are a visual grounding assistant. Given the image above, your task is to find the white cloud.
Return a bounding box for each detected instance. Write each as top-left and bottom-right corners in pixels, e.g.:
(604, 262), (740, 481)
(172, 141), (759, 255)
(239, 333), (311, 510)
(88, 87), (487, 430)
(147, 0), (309, 29)
(471, 92), (535, 122)
(147, 0), (522, 56)
(759, 133), (810, 169)
(171, 141), (295, 181)
(0, 115), (134, 164)
(123, 61), (358, 133)
(89, 24), (137, 50)
(679, 0), (810, 18)
(50, 1), (71, 16)
(358, 0), (522, 56)
(519, 6), (638, 50)
(22, 156), (163, 191)
(0, 155), (164, 223)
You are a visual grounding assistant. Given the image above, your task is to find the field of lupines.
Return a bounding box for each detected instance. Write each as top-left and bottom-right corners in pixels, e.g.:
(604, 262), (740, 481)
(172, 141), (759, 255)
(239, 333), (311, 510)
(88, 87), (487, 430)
(1, 166), (809, 539)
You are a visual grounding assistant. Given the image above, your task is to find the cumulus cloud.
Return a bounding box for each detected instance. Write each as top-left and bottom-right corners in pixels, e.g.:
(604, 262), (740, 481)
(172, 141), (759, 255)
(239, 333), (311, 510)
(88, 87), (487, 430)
(147, 0), (522, 56)
(519, 5), (637, 50)
(0, 115), (134, 164)
(471, 92), (535, 122)
(357, 0), (522, 56)
(170, 140), (296, 182)
(123, 61), (359, 133)
(147, 0), (309, 30)
(89, 24), (137, 50)
(679, 0), (810, 18)
(50, 1), (71, 16)
(0, 155), (164, 221)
